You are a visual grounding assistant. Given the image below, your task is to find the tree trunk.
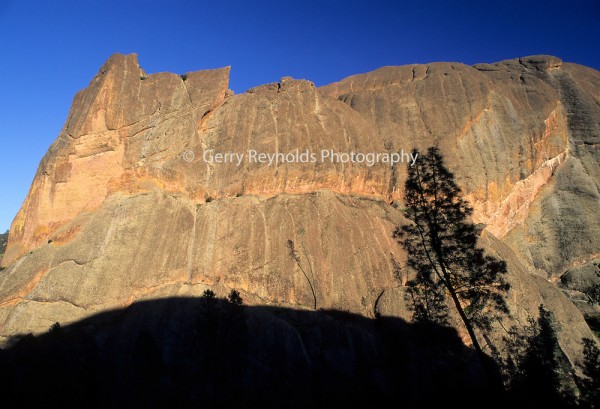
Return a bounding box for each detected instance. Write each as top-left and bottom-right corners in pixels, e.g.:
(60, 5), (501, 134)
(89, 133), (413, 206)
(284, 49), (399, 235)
(445, 277), (484, 356)
(441, 264), (502, 390)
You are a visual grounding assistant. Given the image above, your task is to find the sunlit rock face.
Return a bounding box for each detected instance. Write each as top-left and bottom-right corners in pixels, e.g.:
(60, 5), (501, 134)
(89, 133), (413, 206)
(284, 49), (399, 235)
(1, 54), (598, 362)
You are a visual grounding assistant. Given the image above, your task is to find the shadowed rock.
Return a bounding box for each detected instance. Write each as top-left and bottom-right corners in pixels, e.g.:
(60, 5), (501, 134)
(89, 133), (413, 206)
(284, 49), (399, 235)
(0, 297), (499, 408)
(0, 54), (598, 366)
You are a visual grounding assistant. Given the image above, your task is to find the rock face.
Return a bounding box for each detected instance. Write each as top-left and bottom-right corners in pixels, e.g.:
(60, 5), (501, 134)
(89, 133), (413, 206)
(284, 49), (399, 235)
(1, 54), (599, 362)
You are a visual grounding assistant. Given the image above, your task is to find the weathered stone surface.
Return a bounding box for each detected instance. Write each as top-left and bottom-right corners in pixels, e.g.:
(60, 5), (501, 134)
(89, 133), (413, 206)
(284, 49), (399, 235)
(320, 56), (573, 238)
(502, 63), (600, 279)
(0, 189), (405, 340)
(559, 259), (600, 329)
(0, 54), (598, 363)
(376, 230), (595, 363)
(2, 54), (231, 266)
(319, 55), (600, 338)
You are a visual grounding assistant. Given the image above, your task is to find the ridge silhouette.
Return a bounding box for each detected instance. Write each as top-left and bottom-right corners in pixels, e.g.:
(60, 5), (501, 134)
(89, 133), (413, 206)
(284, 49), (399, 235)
(0, 296), (501, 408)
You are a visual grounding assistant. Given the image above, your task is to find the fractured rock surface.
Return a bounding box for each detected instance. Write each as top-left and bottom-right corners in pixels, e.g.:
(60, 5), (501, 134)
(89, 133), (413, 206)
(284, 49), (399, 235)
(1, 54), (598, 362)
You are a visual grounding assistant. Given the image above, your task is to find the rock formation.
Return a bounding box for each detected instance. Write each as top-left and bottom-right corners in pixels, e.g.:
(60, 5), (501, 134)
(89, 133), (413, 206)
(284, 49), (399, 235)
(1, 54), (598, 366)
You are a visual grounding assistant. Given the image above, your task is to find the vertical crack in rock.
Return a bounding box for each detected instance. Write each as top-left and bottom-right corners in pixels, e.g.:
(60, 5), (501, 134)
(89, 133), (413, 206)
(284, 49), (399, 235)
(186, 204), (198, 284)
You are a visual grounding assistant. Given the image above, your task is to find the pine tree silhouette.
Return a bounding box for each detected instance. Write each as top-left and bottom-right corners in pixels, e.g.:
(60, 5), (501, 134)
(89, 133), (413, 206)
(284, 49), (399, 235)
(395, 146), (510, 363)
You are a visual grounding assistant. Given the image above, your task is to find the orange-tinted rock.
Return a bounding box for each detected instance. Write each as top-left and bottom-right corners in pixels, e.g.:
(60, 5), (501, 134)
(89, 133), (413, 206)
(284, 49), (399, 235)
(1, 54), (599, 363)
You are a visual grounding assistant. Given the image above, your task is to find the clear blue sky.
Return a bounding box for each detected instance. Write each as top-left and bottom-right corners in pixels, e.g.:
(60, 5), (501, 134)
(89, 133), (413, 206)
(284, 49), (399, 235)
(1, 0), (599, 233)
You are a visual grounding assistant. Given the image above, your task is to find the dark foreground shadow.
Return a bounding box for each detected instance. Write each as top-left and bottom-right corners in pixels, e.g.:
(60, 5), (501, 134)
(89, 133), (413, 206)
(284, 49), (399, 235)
(0, 297), (502, 408)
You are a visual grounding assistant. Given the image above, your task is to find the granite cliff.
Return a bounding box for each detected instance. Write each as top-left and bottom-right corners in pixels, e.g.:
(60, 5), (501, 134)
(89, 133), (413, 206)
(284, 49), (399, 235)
(1, 54), (598, 365)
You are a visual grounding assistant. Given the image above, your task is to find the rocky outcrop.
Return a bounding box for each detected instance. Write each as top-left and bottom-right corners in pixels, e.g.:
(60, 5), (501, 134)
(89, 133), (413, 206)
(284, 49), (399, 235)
(2, 54), (231, 266)
(1, 54), (598, 363)
(559, 259), (600, 332)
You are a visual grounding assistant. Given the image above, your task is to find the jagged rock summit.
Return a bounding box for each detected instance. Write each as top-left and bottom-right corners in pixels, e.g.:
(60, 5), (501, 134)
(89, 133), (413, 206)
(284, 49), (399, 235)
(1, 54), (599, 363)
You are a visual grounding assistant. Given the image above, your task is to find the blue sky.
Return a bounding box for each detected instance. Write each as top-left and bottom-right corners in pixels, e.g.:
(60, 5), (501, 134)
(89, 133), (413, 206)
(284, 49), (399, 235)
(0, 0), (599, 232)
